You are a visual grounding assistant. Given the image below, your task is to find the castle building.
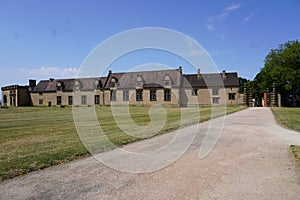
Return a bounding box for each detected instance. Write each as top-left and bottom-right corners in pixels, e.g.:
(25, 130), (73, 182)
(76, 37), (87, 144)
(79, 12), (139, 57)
(1, 67), (241, 107)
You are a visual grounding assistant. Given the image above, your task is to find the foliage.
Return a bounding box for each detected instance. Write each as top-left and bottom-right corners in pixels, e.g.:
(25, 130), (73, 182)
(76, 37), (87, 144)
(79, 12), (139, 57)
(290, 145), (300, 167)
(254, 40), (300, 106)
(238, 77), (248, 94)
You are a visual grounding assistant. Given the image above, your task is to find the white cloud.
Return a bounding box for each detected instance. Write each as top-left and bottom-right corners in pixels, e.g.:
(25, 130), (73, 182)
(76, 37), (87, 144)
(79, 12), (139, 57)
(218, 4), (241, 21)
(184, 37), (208, 57)
(225, 4), (242, 11)
(206, 17), (216, 30)
(205, 4), (241, 30)
(206, 24), (216, 30)
(242, 9), (259, 24)
(20, 66), (79, 78)
(242, 15), (252, 24)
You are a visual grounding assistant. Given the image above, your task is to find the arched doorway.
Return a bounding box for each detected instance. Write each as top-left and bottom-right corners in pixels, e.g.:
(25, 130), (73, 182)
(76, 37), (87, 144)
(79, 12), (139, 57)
(3, 95), (7, 105)
(10, 95), (16, 106)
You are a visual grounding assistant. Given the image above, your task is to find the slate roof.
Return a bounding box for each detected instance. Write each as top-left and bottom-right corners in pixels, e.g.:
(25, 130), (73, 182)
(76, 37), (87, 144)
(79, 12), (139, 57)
(103, 72), (125, 89)
(104, 69), (181, 89)
(31, 70), (239, 92)
(32, 77), (107, 93)
(183, 72), (239, 88)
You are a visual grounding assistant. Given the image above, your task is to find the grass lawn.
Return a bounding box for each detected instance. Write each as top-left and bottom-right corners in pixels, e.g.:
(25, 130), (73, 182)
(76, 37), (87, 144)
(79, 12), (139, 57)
(271, 107), (300, 168)
(271, 107), (300, 132)
(0, 105), (245, 181)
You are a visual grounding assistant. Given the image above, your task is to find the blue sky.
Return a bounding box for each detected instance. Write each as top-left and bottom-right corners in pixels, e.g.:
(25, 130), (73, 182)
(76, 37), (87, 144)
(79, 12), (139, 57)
(0, 0), (299, 89)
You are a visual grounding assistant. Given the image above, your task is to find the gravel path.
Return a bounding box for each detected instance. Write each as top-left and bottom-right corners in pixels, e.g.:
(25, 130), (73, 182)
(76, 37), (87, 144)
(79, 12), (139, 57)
(1, 107), (300, 199)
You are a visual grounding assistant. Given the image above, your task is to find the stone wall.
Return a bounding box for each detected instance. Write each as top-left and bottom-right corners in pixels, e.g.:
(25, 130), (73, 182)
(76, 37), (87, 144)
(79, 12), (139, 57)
(1, 86), (30, 106)
(31, 90), (103, 106)
(17, 87), (31, 106)
(105, 88), (180, 106)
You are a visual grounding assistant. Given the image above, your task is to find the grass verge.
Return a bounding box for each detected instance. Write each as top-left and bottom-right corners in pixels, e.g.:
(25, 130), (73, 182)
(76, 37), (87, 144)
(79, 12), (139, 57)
(290, 145), (300, 167)
(0, 105), (245, 181)
(271, 107), (300, 132)
(272, 108), (300, 169)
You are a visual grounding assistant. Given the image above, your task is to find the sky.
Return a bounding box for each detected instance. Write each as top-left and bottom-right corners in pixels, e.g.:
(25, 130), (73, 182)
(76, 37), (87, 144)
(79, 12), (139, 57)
(0, 0), (300, 91)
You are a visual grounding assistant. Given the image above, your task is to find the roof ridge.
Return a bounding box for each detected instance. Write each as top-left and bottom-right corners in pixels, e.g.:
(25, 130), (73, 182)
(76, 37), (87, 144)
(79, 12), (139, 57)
(110, 68), (178, 74)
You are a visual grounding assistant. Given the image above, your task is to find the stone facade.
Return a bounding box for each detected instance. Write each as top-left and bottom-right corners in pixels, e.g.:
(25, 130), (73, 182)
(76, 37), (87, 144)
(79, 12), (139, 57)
(1, 67), (241, 107)
(105, 88), (180, 106)
(1, 85), (31, 106)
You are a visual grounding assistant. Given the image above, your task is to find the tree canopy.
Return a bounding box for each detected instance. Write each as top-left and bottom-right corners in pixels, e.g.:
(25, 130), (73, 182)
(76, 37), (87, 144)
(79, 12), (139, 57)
(253, 40), (300, 106)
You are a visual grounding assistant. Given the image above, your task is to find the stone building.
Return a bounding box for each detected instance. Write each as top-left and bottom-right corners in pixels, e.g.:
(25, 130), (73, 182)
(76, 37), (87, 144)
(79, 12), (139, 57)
(1, 80), (36, 106)
(1, 67), (240, 107)
(103, 69), (182, 106)
(183, 69), (240, 106)
(30, 77), (107, 106)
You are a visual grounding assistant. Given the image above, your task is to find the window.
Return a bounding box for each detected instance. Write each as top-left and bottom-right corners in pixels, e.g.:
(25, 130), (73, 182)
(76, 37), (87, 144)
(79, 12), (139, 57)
(192, 89), (198, 96)
(136, 81), (143, 87)
(212, 88), (219, 95)
(95, 80), (100, 89)
(164, 75), (171, 86)
(57, 96), (62, 105)
(228, 93), (236, 100)
(110, 91), (116, 101)
(81, 95), (87, 105)
(74, 81), (81, 90)
(3, 95), (7, 104)
(94, 95), (100, 104)
(68, 96), (73, 105)
(136, 76), (143, 87)
(56, 82), (62, 91)
(136, 89), (143, 101)
(150, 90), (156, 101)
(39, 92), (43, 96)
(110, 78), (116, 88)
(164, 89), (171, 101)
(212, 97), (219, 104)
(123, 90), (129, 101)
(39, 99), (43, 105)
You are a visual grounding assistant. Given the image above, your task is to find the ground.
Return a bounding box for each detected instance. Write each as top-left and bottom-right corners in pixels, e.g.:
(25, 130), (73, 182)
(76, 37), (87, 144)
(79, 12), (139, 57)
(1, 107), (300, 199)
(0, 106), (244, 181)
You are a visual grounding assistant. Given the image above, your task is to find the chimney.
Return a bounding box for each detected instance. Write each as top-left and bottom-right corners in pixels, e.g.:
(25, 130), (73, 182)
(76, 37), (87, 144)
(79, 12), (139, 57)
(49, 78), (54, 82)
(197, 68), (201, 79)
(222, 70), (226, 79)
(179, 66), (182, 74)
(29, 79), (36, 88)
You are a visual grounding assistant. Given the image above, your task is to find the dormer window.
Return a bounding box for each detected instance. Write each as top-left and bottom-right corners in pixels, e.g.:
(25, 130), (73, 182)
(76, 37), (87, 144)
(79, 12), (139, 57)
(110, 78), (117, 89)
(56, 82), (62, 91)
(136, 76), (143, 88)
(74, 80), (81, 90)
(95, 80), (100, 89)
(164, 75), (171, 87)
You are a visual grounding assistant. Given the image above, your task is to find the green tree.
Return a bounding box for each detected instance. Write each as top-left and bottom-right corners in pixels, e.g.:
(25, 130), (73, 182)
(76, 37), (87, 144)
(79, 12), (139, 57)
(254, 40), (300, 106)
(238, 77), (248, 94)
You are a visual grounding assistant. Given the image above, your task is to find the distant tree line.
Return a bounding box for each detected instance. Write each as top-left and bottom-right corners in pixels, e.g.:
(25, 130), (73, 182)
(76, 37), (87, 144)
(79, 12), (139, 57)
(239, 40), (300, 107)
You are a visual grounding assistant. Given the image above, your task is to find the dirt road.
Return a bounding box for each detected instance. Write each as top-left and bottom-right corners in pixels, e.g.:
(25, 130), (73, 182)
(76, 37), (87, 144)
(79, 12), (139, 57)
(1, 107), (300, 199)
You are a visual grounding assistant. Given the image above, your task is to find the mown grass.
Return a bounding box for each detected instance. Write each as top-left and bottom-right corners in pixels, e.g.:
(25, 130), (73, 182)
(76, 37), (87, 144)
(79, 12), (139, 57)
(271, 107), (300, 132)
(271, 107), (300, 168)
(0, 105), (245, 181)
